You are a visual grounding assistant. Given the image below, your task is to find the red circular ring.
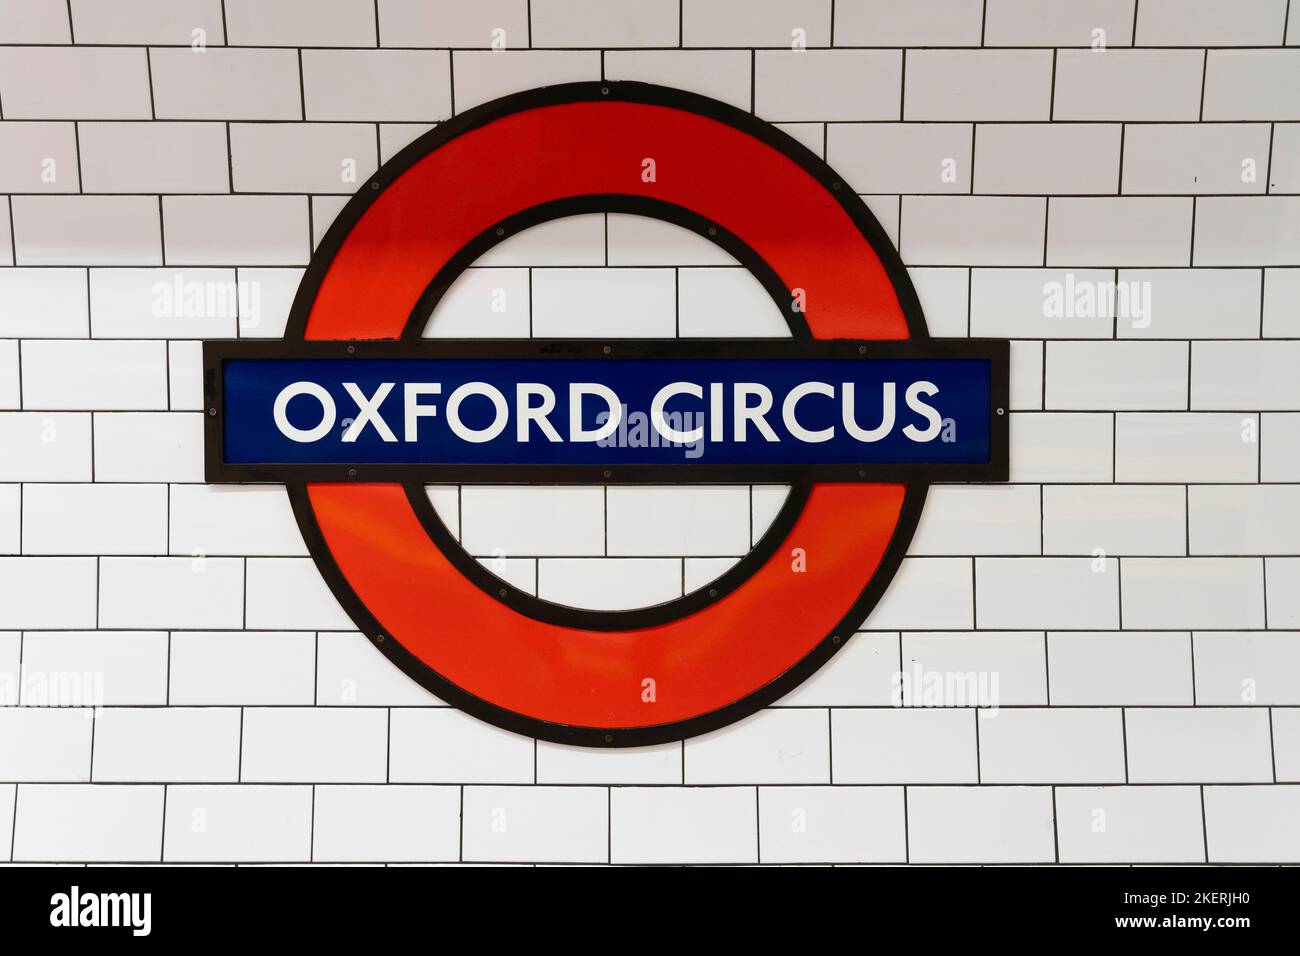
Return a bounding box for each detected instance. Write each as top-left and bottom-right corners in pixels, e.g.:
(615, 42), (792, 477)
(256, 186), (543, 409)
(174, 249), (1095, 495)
(284, 84), (929, 745)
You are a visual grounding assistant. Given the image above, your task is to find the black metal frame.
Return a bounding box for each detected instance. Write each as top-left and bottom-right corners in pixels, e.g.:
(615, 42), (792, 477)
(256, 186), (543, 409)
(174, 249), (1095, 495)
(200, 79), (1012, 746)
(202, 335), (1010, 486)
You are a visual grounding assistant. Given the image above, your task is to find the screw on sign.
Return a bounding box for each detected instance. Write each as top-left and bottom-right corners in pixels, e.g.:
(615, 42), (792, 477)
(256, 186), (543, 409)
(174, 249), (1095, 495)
(204, 82), (1009, 746)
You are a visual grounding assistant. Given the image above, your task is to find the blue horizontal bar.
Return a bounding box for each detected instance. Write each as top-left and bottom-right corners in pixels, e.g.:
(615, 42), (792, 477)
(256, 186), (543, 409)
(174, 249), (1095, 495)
(222, 357), (992, 467)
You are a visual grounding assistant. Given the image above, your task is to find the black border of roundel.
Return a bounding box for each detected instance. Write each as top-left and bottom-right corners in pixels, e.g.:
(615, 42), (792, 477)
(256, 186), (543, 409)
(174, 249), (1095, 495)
(205, 80), (1011, 747)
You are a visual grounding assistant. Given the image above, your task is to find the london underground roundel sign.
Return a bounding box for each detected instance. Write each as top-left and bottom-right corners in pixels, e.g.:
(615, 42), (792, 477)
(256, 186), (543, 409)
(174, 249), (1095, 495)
(204, 82), (1009, 746)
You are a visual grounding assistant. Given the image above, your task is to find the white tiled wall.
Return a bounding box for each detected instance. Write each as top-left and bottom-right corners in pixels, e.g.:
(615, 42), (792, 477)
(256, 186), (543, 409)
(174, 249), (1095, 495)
(1, 0), (1298, 865)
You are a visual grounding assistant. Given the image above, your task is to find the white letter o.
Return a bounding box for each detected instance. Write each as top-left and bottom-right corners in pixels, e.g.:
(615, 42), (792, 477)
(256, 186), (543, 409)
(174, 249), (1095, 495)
(273, 381), (336, 443)
(446, 382), (509, 443)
